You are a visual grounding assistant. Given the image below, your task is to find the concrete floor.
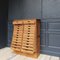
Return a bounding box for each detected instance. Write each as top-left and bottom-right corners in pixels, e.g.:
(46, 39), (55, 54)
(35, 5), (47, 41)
(0, 47), (60, 60)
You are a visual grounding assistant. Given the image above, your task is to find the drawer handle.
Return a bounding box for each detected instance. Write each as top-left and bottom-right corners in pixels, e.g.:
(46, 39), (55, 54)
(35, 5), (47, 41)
(26, 43), (29, 45)
(28, 21), (30, 22)
(28, 26), (31, 27)
(16, 37), (18, 38)
(28, 33), (30, 34)
(26, 46), (28, 48)
(28, 28), (30, 29)
(27, 38), (29, 39)
(17, 30), (19, 31)
(27, 41), (29, 42)
(17, 35), (18, 36)
(17, 28), (19, 29)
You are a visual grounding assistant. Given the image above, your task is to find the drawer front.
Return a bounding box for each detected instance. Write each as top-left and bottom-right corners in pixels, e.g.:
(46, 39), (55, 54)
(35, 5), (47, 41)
(13, 20), (23, 24)
(23, 20), (36, 24)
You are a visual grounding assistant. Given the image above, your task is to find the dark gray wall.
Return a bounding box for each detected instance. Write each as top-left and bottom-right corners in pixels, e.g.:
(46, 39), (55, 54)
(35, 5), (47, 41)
(8, 0), (60, 56)
(0, 0), (8, 48)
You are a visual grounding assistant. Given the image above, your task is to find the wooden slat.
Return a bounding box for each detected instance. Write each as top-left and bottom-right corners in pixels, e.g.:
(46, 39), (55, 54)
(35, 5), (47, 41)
(21, 49), (34, 54)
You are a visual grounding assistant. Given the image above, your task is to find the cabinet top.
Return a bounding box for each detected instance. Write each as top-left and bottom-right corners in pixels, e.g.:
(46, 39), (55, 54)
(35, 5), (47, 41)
(13, 19), (40, 25)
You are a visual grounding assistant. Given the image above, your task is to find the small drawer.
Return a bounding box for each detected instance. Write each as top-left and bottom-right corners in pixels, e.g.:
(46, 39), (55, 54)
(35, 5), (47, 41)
(24, 25), (35, 28)
(16, 31), (22, 33)
(24, 25), (35, 27)
(22, 40), (34, 42)
(23, 34), (35, 38)
(14, 27), (23, 29)
(23, 20), (36, 24)
(11, 45), (21, 48)
(13, 31), (23, 35)
(14, 28), (23, 31)
(12, 48), (21, 51)
(22, 44), (33, 47)
(15, 40), (22, 42)
(21, 49), (34, 54)
(23, 31), (35, 34)
(13, 32), (23, 34)
(22, 46), (34, 51)
(13, 20), (23, 24)
(13, 32), (22, 34)
(24, 28), (35, 31)
(13, 38), (22, 41)
(13, 35), (22, 38)
(23, 37), (35, 40)
(22, 42), (33, 45)
(23, 41), (34, 44)
(23, 39), (34, 42)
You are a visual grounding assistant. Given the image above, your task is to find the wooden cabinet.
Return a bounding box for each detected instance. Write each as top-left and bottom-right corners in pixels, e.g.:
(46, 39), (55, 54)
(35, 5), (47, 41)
(11, 19), (40, 58)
